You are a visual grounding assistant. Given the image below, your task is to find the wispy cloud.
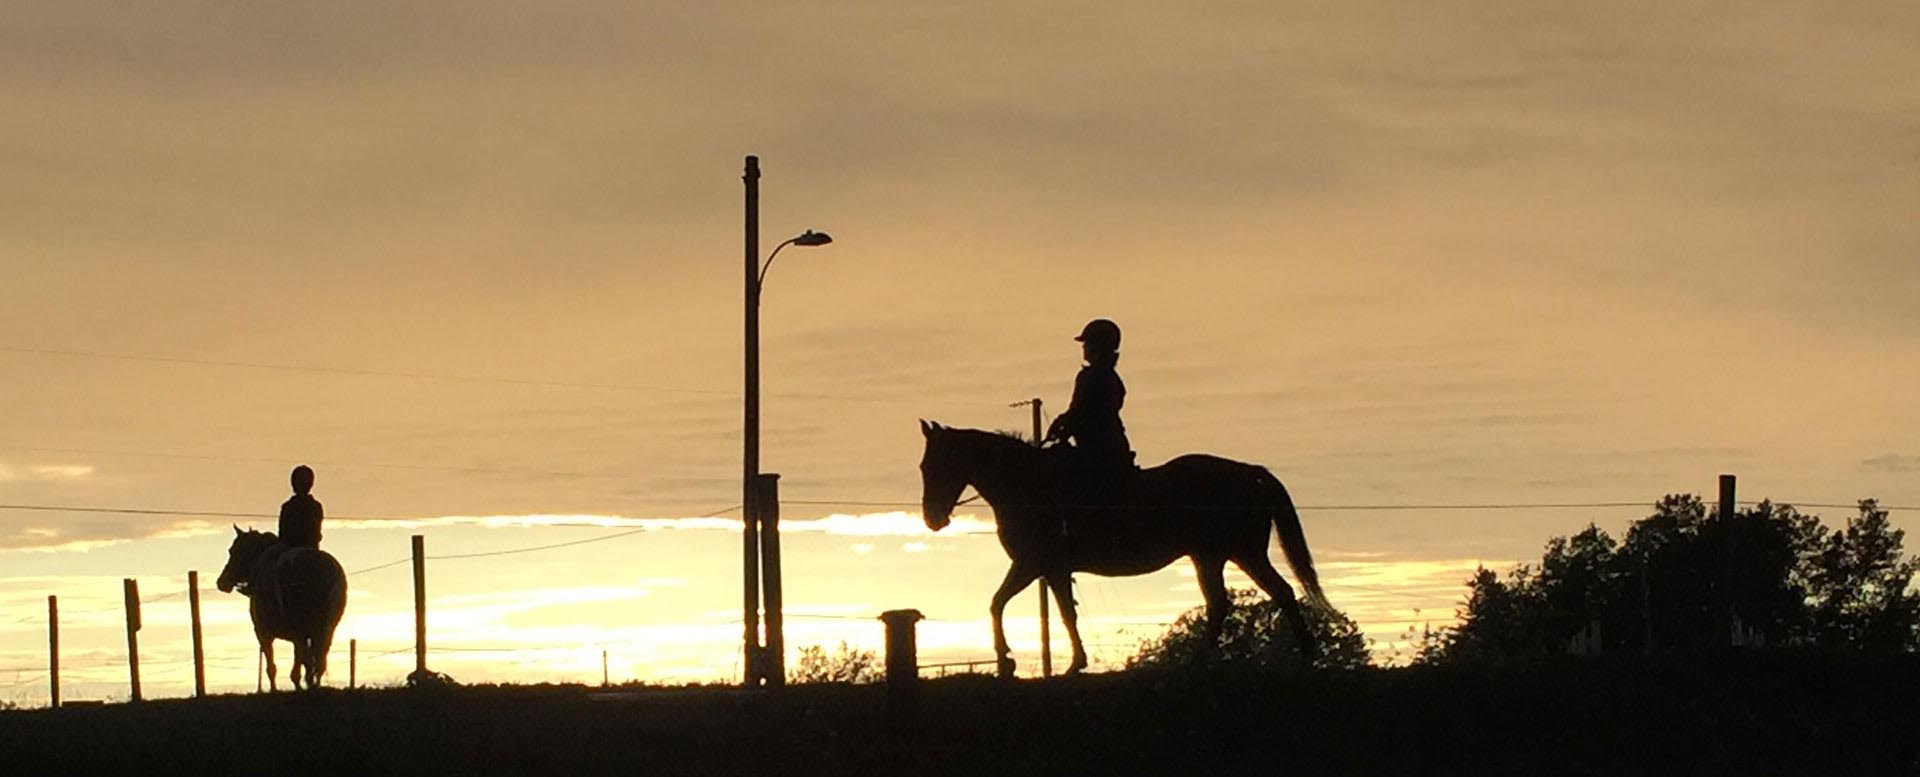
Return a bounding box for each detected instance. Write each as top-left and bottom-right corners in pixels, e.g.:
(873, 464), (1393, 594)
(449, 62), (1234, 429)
(1863, 454), (1920, 474)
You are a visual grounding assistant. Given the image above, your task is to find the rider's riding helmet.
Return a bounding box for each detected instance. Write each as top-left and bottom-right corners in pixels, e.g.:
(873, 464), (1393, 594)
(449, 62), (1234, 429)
(1075, 318), (1121, 352)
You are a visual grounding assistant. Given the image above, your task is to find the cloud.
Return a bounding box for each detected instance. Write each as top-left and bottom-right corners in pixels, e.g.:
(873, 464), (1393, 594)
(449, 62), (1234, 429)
(1863, 454), (1920, 474)
(29, 465), (94, 481)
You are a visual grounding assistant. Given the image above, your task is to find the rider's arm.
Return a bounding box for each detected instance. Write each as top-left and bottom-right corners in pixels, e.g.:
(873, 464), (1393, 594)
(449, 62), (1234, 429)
(1047, 369), (1097, 442)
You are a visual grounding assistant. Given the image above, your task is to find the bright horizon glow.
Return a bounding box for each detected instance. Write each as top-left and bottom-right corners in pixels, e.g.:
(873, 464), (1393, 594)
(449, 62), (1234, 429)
(0, 509), (1533, 707)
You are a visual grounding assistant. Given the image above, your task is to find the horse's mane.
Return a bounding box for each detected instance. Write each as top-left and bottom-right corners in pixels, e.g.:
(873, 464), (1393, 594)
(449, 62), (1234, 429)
(933, 425), (1047, 470)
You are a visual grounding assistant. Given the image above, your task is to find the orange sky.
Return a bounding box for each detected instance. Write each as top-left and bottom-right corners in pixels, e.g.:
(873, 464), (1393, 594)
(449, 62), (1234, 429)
(3, 1), (1917, 703)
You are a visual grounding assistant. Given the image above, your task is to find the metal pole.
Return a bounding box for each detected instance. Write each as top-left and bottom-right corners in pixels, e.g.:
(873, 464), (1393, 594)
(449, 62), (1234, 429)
(742, 154), (763, 688)
(123, 578), (142, 702)
(47, 595), (58, 709)
(760, 473), (785, 687)
(188, 570), (206, 698)
(412, 534), (427, 676)
(1026, 398), (1052, 678)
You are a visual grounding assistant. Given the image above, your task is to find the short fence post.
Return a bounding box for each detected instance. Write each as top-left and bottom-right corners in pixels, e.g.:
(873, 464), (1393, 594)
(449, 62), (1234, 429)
(188, 570), (206, 698)
(47, 595), (59, 709)
(879, 609), (924, 714)
(602, 650), (610, 687)
(411, 535), (429, 681)
(349, 639), (357, 689)
(123, 578), (142, 702)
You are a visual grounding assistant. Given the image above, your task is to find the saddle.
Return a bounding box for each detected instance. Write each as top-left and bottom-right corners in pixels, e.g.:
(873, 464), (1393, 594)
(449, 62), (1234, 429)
(1043, 445), (1139, 537)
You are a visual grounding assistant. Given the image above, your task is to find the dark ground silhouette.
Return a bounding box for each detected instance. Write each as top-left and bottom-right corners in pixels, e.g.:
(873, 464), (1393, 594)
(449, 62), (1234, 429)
(3, 652), (1915, 776)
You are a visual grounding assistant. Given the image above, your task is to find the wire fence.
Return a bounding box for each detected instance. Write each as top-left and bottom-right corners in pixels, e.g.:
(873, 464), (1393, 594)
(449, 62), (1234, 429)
(1, 466), (1909, 709)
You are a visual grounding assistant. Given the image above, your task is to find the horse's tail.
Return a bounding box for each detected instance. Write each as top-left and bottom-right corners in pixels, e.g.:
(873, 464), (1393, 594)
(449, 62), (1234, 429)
(1261, 469), (1327, 608)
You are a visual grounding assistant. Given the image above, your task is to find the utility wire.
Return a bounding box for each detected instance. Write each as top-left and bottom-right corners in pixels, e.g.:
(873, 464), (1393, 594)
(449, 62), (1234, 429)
(350, 558), (412, 576)
(0, 672), (48, 689)
(428, 504), (743, 561)
(3, 445), (621, 481)
(1, 499), (1910, 524)
(0, 345), (984, 406)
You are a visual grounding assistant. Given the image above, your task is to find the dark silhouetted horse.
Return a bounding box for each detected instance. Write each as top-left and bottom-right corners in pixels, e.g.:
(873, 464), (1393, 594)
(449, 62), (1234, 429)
(216, 527), (347, 690)
(918, 421), (1327, 676)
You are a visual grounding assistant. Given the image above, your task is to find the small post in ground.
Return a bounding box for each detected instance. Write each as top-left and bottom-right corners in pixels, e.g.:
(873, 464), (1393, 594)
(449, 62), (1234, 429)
(188, 570), (206, 698)
(410, 534), (431, 683)
(123, 578), (142, 702)
(47, 595), (59, 709)
(879, 609), (925, 715)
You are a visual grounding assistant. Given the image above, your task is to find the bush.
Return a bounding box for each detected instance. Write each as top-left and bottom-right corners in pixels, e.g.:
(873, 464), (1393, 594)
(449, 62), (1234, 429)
(1128, 588), (1371, 670)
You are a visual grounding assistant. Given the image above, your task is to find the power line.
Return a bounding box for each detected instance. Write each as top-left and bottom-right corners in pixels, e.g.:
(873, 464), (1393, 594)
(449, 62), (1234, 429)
(2, 445), (622, 482)
(785, 499), (1663, 511)
(1, 499), (1909, 526)
(428, 504), (743, 561)
(0, 345), (982, 406)
(350, 558), (412, 576)
(0, 672), (47, 689)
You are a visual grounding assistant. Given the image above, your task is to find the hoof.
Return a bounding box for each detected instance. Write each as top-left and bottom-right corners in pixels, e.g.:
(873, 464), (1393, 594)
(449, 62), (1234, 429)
(1065, 659), (1088, 676)
(996, 657), (1017, 679)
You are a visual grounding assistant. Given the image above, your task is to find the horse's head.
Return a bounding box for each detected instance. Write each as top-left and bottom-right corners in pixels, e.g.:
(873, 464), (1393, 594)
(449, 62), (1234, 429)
(918, 420), (968, 531)
(216, 525), (278, 593)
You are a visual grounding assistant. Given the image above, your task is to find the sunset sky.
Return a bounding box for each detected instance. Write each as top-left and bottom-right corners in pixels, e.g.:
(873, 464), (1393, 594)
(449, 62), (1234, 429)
(4, 2), (1917, 704)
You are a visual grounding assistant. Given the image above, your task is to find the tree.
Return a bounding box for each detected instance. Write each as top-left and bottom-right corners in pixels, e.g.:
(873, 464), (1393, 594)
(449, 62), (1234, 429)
(1806, 499), (1920, 651)
(1128, 588), (1371, 670)
(788, 642), (882, 685)
(1422, 493), (1918, 663)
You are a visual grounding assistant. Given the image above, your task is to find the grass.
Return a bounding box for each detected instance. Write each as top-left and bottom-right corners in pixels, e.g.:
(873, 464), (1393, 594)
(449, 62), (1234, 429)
(2, 651), (1916, 776)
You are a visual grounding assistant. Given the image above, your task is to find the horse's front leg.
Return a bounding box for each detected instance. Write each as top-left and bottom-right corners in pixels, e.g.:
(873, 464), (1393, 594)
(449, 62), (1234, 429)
(259, 637), (278, 692)
(1045, 573), (1089, 675)
(989, 564), (1039, 679)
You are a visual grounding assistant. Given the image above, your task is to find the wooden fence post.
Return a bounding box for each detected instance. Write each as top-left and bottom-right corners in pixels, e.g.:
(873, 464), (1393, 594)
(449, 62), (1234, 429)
(123, 578), (142, 702)
(1718, 474), (1737, 646)
(349, 639), (357, 689)
(411, 535), (428, 680)
(188, 570), (206, 698)
(47, 595), (59, 709)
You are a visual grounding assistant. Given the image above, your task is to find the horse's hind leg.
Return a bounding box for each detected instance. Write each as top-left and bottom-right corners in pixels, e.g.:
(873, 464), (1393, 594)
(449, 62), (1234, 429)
(988, 564), (1040, 679)
(1238, 553), (1318, 662)
(1045, 573), (1088, 675)
(310, 633), (333, 688)
(1195, 556), (1233, 654)
(290, 640), (308, 691)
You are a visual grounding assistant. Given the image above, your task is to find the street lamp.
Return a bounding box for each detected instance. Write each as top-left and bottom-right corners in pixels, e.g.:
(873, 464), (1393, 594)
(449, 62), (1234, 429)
(742, 155), (831, 688)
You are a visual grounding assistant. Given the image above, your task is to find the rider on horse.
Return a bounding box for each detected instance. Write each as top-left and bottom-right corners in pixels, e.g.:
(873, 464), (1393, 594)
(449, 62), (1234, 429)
(279, 465), (324, 550)
(1043, 319), (1136, 526)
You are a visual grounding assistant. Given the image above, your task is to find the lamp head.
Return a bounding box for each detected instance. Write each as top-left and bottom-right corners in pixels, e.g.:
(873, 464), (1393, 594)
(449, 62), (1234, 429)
(793, 230), (833, 247)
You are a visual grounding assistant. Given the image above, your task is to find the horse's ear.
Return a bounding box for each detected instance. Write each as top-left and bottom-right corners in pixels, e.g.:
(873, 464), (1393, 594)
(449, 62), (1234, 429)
(919, 419), (931, 436)
(233, 524), (242, 536)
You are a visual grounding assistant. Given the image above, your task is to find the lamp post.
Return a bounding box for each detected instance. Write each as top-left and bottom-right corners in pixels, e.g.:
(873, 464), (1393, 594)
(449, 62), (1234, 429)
(742, 154), (832, 687)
